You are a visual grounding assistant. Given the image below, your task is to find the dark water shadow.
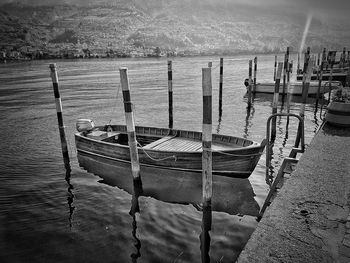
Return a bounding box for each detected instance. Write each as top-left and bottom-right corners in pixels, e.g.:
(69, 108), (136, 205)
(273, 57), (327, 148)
(93, 162), (260, 217)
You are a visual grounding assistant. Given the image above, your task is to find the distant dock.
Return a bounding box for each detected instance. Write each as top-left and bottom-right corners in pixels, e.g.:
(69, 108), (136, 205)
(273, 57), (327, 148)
(238, 124), (350, 262)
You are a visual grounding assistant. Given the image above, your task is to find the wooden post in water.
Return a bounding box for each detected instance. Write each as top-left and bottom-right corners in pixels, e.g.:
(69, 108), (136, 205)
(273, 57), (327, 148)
(119, 67), (141, 180)
(286, 60), (293, 123)
(322, 48), (327, 70)
(346, 68), (350, 87)
(273, 55), (277, 81)
(295, 60), (313, 148)
(49, 63), (71, 173)
(167, 61), (173, 129)
(271, 62), (283, 141)
(202, 67), (212, 206)
(253, 56), (257, 93)
(341, 47), (346, 69)
(247, 60), (253, 108)
(327, 51), (336, 104)
(302, 49), (310, 82)
(219, 58), (223, 111)
(282, 47), (289, 95)
(316, 51), (326, 106)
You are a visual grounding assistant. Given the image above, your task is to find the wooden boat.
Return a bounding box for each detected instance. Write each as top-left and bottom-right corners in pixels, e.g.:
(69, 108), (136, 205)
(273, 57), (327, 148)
(296, 72), (348, 85)
(247, 81), (341, 96)
(75, 122), (266, 178)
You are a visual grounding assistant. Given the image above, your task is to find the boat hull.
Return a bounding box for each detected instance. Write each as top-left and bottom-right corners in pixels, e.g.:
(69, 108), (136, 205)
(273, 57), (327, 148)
(296, 72), (347, 86)
(75, 125), (266, 178)
(253, 81), (340, 96)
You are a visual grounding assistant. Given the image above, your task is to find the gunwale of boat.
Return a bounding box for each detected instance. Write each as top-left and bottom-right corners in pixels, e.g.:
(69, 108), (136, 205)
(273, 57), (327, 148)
(255, 80), (341, 87)
(75, 125), (263, 154)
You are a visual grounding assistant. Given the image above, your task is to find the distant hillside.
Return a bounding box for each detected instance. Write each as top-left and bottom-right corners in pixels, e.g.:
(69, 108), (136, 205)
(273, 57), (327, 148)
(1, 0), (349, 55)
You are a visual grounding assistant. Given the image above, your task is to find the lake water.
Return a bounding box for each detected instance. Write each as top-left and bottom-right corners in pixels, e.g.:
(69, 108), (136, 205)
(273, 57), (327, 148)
(0, 54), (323, 262)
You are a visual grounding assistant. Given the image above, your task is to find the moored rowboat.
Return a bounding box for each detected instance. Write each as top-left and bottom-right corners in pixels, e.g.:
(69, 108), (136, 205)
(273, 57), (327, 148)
(75, 122), (266, 178)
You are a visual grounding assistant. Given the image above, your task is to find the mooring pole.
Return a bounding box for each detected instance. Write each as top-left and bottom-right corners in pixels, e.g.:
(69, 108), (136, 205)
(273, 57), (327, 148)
(49, 63), (71, 173)
(201, 67), (212, 263)
(341, 47), (346, 69)
(295, 59), (312, 148)
(119, 67), (141, 180)
(346, 67), (350, 87)
(286, 60), (293, 126)
(327, 51), (336, 104)
(219, 57), (223, 112)
(302, 48), (310, 82)
(316, 51), (326, 106)
(271, 62), (283, 141)
(167, 60), (173, 129)
(253, 56), (257, 93)
(282, 47), (289, 95)
(247, 60), (253, 108)
(202, 67), (212, 206)
(273, 55), (277, 81)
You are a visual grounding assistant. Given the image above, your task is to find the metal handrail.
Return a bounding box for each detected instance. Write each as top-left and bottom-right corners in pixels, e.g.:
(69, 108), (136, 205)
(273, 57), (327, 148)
(259, 157), (299, 220)
(266, 113), (305, 177)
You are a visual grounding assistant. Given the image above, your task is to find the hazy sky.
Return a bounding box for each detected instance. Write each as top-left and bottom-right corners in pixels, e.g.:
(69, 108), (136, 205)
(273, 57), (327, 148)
(237, 0), (350, 18)
(1, 0), (349, 20)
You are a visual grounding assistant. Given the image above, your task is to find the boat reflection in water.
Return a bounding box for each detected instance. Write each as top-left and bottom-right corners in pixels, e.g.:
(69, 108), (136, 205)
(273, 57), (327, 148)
(78, 151), (260, 216)
(79, 151), (260, 262)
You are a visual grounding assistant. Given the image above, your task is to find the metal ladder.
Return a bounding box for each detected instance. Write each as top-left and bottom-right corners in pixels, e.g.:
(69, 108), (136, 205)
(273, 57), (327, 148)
(258, 113), (305, 220)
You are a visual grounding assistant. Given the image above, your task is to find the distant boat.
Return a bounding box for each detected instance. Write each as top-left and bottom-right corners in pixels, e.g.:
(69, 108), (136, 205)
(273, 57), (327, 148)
(244, 79), (342, 96)
(296, 71), (348, 85)
(75, 121), (266, 178)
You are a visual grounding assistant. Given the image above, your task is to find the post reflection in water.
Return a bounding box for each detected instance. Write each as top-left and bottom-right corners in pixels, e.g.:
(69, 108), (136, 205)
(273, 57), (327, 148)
(200, 202), (212, 263)
(65, 170), (75, 228)
(243, 103), (255, 139)
(129, 178), (143, 262)
(216, 111), (222, 134)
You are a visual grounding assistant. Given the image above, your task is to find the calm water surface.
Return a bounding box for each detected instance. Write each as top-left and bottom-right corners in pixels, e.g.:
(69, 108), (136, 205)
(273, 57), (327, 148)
(0, 54), (322, 262)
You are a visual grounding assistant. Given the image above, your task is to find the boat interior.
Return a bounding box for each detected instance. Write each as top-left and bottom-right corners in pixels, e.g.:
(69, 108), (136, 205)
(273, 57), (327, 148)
(82, 125), (256, 152)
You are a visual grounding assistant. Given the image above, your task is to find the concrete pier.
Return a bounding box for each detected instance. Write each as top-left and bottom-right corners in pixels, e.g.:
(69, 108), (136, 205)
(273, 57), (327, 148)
(238, 124), (350, 263)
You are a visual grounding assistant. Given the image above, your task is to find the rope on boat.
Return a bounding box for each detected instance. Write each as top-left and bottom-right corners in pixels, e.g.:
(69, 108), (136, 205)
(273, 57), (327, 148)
(214, 149), (264, 157)
(137, 141), (177, 162)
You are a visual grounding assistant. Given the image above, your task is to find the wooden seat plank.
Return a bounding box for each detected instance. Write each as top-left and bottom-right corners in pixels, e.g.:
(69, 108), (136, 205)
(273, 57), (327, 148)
(142, 136), (174, 149)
